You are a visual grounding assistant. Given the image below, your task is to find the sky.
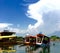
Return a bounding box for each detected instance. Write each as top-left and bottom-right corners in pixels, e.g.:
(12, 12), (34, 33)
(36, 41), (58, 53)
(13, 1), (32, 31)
(0, 0), (60, 36)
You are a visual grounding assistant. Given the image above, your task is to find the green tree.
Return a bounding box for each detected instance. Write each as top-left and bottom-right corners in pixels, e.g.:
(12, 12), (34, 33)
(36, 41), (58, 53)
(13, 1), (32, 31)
(50, 35), (57, 41)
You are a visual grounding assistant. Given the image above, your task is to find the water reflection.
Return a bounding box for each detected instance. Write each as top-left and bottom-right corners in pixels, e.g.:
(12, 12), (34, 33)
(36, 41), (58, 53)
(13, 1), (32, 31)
(0, 45), (16, 53)
(0, 45), (50, 53)
(25, 45), (50, 53)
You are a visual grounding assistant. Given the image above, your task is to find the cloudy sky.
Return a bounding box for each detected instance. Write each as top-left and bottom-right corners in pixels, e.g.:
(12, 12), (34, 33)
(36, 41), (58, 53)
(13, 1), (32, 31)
(0, 0), (60, 36)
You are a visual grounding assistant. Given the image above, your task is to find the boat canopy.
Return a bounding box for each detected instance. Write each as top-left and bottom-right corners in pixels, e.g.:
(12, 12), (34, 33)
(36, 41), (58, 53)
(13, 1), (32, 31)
(37, 34), (49, 38)
(0, 31), (15, 36)
(26, 36), (36, 38)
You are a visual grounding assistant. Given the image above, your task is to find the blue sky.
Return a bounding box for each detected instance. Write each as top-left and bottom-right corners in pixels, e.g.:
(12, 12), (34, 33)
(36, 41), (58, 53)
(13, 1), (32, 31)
(0, 0), (37, 29)
(0, 0), (60, 36)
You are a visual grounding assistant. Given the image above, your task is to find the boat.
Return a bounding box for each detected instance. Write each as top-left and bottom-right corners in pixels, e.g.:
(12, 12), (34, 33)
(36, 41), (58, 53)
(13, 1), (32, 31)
(36, 34), (50, 47)
(24, 33), (50, 47)
(24, 35), (36, 45)
(0, 30), (17, 45)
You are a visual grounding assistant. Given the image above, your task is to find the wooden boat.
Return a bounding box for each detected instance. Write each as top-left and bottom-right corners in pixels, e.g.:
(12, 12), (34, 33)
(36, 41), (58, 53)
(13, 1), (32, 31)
(24, 33), (50, 47)
(0, 30), (17, 45)
(24, 35), (36, 45)
(36, 34), (50, 47)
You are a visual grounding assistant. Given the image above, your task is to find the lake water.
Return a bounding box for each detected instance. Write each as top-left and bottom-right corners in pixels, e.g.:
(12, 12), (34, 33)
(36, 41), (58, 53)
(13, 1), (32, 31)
(0, 41), (60, 53)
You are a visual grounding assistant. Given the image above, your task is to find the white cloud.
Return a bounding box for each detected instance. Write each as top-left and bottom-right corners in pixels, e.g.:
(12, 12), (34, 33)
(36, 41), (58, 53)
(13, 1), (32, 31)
(0, 23), (13, 28)
(26, 0), (60, 35)
(0, 23), (27, 36)
(7, 27), (27, 34)
(0, 23), (27, 35)
(0, 23), (13, 32)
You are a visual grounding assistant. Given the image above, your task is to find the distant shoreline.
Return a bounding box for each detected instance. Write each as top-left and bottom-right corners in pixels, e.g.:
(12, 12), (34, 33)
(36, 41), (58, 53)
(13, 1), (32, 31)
(50, 39), (60, 41)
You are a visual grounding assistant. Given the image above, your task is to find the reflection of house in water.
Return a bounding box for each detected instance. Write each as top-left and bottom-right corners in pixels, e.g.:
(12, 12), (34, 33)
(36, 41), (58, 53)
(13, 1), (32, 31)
(36, 47), (50, 53)
(25, 45), (50, 53)
(0, 45), (16, 53)
(0, 30), (16, 45)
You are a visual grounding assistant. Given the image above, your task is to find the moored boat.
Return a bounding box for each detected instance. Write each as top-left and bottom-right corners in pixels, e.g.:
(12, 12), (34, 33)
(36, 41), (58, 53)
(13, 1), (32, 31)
(36, 34), (50, 47)
(24, 33), (50, 47)
(0, 30), (17, 45)
(24, 35), (36, 45)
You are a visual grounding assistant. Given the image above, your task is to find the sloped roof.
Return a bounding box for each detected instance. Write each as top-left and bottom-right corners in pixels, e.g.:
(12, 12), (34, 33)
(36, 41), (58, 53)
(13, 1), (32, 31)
(37, 34), (49, 38)
(37, 34), (45, 36)
(25, 35), (36, 38)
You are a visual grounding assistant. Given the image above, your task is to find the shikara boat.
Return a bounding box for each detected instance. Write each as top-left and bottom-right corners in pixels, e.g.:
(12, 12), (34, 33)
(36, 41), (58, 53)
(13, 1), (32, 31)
(24, 33), (50, 47)
(36, 34), (50, 47)
(24, 35), (36, 45)
(0, 30), (17, 45)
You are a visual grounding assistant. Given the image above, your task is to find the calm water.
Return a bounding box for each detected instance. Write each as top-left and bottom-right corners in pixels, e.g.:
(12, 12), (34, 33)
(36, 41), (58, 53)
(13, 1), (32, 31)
(0, 41), (60, 53)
